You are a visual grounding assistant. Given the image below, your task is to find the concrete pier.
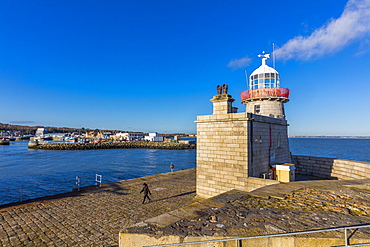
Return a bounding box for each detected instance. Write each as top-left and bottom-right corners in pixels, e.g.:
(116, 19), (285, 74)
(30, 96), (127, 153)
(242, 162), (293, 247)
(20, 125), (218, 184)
(3, 167), (370, 246)
(0, 169), (196, 247)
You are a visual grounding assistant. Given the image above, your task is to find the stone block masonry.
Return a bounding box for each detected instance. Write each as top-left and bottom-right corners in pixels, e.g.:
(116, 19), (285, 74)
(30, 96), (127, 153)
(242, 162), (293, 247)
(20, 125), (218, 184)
(196, 111), (249, 198)
(28, 141), (195, 150)
(292, 155), (370, 180)
(195, 94), (291, 199)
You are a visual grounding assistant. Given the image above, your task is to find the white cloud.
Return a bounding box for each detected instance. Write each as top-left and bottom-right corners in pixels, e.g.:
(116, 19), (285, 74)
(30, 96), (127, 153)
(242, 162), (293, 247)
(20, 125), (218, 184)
(227, 56), (252, 69)
(274, 0), (370, 61)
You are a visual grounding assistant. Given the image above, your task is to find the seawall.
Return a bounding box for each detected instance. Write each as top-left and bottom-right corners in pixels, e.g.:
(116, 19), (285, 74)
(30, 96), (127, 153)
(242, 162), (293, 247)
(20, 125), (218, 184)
(292, 155), (370, 180)
(28, 141), (196, 150)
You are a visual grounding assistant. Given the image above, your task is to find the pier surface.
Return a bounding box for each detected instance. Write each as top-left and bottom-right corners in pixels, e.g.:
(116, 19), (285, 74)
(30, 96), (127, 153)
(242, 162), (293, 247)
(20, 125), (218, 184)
(2, 169), (370, 246)
(0, 169), (196, 247)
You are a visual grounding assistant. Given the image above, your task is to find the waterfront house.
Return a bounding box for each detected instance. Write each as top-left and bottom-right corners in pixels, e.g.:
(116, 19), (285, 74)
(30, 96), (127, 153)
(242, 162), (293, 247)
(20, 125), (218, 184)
(116, 132), (144, 141)
(144, 132), (164, 142)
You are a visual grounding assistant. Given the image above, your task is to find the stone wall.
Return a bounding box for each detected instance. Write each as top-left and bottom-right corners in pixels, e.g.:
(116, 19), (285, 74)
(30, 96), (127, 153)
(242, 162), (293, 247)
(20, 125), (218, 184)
(196, 111), (250, 198)
(28, 141), (195, 150)
(119, 233), (370, 247)
(195, 94), (291, 199)
(292, 155), (370, 180)
(245, 99), (287, 118)
(249, 114), (291, 177)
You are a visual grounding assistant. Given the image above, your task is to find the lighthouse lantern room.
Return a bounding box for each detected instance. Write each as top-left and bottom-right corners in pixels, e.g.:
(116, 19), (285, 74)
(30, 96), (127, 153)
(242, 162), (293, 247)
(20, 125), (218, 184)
(241, 52), (290, 119)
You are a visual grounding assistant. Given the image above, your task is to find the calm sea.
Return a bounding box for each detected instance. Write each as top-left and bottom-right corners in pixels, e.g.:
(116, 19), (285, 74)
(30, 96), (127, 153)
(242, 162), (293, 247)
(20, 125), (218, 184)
(0, 138), (369, 205)
(289, 138), (370, 162)
(0, 141), (196, 205)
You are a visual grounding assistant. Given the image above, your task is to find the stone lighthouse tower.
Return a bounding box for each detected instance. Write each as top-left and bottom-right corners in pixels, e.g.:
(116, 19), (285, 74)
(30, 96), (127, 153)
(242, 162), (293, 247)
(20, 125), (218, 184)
(196, 52), (292, 199)
(241, 53), (290, 119)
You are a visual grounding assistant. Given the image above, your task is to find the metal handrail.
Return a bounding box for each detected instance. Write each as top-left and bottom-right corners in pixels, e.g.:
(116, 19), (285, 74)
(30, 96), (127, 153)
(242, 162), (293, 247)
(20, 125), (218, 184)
(0, 174), (102, 205)
(146, 224), (370, 247)
(95, 174), (102, 187)
(240, 87), (290, 100)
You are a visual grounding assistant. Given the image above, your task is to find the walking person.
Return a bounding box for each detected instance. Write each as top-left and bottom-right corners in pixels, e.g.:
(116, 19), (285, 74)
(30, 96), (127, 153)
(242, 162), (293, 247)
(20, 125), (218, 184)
(140, 183), (152, 204)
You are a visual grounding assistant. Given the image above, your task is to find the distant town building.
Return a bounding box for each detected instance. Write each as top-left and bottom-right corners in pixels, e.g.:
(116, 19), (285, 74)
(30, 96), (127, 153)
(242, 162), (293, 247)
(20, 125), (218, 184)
(144, 133), (164, 142)
(116, 132), (144, 141)
(45, 133), (67, 138)
(85, 130), (105, 139)
(0, 131), (9, 137)
(35, 128), (48, 138)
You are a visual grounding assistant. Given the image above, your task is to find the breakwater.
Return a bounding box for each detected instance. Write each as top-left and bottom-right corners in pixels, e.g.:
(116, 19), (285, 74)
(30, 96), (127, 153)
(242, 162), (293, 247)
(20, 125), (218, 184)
(28, 141), (196, 150)
(292, 155), (370, 180)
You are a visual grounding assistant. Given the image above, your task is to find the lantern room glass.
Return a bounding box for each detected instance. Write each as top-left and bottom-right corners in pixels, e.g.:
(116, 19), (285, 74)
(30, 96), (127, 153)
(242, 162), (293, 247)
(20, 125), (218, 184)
(250, 73), (279, 89)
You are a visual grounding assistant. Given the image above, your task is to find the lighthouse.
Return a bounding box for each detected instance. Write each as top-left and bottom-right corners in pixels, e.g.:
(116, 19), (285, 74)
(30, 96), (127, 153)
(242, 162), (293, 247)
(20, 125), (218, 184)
(241, 53), (290, 119)
(195, 51), (292, 199)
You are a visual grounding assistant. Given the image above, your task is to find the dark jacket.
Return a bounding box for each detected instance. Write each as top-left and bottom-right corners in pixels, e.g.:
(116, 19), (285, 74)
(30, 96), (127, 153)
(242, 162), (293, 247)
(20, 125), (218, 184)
(140, 185), (151, 195)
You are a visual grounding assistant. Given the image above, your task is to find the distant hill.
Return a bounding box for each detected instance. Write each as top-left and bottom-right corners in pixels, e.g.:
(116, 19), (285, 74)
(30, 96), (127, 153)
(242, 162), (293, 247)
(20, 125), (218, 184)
(0, 123), (191, 136)
(0, 123), (121, 135)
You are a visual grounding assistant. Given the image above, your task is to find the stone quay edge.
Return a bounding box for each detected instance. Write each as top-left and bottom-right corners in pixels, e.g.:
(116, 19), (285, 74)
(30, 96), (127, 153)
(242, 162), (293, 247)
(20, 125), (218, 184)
(28, 141), (196, 150)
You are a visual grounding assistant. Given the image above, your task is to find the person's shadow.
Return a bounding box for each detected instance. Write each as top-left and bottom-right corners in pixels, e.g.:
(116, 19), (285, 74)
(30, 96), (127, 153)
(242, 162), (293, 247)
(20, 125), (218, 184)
(151, 191), (196, 202)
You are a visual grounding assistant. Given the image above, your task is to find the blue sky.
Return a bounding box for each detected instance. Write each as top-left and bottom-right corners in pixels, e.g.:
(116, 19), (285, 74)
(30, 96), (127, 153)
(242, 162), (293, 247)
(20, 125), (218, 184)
(0, 0), (369, 136)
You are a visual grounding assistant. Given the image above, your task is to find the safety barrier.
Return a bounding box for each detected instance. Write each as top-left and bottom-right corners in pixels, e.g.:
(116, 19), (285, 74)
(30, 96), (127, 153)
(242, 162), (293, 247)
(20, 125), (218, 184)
(240, 87), (290, 100)
(0, 174), (102, 205)
(146, 224), (370, 247)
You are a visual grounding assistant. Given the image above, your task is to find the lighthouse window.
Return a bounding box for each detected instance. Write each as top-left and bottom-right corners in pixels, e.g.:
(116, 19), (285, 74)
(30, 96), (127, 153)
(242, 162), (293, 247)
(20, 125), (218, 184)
(251, 82), (258, 89)
(250, 75), (259, 89)
(271, 79), (276, 87)
(265, 79), (273, 87)
(264, 80), (268, 87)
(265, 73), (270, 78)
(254, 105), (260, 114)
(258, 79), (264, 88)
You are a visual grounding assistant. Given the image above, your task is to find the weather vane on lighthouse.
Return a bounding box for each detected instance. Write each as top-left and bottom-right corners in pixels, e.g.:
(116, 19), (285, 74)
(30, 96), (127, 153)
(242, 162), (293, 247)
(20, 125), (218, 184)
(258, 51), (270, 65)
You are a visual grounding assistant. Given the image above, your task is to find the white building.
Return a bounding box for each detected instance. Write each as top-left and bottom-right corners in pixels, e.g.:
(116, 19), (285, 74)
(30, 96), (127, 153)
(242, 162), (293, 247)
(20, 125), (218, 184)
(144, 133), (164, 142)
(116, 132), (144, 141)
(35, 128), (48, 138)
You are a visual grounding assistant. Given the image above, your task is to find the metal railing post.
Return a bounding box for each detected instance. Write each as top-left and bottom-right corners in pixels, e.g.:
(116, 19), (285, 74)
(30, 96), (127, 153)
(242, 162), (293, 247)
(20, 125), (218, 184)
(95, 174), (102, 187)
(1, 174), (102, 206)
(235, 239), (242, 247)
(344, 227), (348, 246)
(76, 176), (81, 191)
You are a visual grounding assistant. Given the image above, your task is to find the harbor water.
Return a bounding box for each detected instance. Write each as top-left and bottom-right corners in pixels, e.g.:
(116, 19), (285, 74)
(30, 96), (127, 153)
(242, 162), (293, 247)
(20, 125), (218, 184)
(0, 138), (369, 205)
(0, 141), (196, 205)
(289, 138), (370, 163)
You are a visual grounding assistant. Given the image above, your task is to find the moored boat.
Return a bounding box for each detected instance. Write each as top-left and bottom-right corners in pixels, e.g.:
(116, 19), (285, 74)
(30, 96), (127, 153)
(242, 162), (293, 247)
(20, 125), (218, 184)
(0, 138), (10, 145)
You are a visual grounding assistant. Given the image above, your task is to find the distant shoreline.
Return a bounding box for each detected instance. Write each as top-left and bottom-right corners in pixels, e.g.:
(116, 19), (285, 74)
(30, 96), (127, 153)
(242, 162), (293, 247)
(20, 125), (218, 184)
(289, 136), (370, 139)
